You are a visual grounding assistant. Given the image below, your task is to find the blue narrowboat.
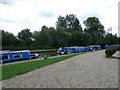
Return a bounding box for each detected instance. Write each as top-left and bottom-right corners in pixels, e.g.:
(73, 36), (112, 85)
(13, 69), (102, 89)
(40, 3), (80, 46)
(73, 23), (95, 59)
(56, 45), (101, 55)
(0, 50), (30, 63)
(92, 46), (101, 50)
(105, 45), (116, 49)
(85, 47), (93, 51)
(56, 47), (89, 55)
(56, 45), (119, 55)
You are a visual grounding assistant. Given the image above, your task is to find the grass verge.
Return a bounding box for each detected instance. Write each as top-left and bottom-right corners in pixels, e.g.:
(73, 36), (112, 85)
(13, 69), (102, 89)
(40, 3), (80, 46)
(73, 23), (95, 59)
(104, 56), (114, 59)
(30, 49), (57, 52)
(2, 52), (82, 80)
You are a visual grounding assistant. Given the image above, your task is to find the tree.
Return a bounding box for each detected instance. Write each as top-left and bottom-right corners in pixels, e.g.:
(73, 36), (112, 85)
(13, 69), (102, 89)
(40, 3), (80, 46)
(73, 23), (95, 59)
(56, 16), (67, 28)
(34, 26), (57, 49)
(17, 28), (33, 46)
(1, 30), (19, 50)
(70, 32), (91, 46)
(48, 27), (57, 48)
(56, 14), (82, 32)
(55, 28), (71, 47)
(118, 37), (120, 44)
(33, 26), (49, 49)
(66, 14), (82, 32)
(84, 17), (105, 44)
(104, 33), (118, 45)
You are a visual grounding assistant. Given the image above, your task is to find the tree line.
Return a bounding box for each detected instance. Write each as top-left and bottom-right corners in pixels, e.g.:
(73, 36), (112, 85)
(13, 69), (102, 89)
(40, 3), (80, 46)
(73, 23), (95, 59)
(1, 14), (120, 50)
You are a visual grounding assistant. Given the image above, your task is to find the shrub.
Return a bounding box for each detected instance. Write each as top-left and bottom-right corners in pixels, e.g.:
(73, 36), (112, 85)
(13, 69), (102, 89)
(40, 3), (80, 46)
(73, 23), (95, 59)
(115, 46), (120, 51)
(105, 48), (117, 57)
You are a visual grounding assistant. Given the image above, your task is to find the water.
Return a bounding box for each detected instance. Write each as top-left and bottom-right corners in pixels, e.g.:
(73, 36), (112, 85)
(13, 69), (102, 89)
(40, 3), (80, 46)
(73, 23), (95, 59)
(31, 51), (57, 58)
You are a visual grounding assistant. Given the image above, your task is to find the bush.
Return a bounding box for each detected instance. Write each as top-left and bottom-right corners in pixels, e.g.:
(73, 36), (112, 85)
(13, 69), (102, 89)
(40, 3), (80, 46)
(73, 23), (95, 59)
(105, 48), (117, 57)
(105, 46), (120, 57)
(115, 46), (120, 51)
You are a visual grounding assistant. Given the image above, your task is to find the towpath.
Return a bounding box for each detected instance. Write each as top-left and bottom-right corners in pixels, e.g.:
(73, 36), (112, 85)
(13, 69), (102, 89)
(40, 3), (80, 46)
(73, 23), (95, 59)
(2, 50), (118, 88)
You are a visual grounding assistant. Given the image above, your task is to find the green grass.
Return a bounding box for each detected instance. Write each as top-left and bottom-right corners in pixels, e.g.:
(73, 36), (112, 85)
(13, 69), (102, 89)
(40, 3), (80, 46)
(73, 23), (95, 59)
(104, 56), (113, 59)
(30, 49), (57, 52)
(2, 53), (82, 80)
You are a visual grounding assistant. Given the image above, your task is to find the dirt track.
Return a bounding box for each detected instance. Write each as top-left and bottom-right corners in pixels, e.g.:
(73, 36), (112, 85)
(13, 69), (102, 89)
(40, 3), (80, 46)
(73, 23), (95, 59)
(2, 50), (118, 88)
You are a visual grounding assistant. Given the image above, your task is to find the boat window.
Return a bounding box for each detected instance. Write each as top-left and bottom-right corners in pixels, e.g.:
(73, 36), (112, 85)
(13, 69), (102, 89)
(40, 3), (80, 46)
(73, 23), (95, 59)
(1, 55), (9, 60)
(0, 56), (2, 60)
(13, 54), (22, 58)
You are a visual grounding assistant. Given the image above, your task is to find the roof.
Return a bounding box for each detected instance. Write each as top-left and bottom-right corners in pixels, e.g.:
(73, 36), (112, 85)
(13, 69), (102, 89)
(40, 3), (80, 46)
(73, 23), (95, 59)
(0, 50), (30, 55)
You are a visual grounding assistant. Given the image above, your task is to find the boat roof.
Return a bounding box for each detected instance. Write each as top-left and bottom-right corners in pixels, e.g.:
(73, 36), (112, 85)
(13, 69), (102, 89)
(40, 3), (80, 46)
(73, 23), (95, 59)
(0, 50), (30, 54)
(64, 47), (86, 49)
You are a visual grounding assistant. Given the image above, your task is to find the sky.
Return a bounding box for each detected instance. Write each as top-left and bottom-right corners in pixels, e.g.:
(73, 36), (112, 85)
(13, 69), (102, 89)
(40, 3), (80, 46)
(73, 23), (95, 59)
(0, 0), (119, 36)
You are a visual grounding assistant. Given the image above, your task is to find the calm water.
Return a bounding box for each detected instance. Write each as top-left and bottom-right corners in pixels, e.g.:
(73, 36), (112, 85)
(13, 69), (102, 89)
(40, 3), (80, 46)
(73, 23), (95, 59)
(31, 51), (57, 58)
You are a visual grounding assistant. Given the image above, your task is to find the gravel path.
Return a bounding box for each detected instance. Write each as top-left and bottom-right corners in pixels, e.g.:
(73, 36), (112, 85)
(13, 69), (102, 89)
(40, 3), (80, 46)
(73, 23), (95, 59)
(2, 50), (118, 88)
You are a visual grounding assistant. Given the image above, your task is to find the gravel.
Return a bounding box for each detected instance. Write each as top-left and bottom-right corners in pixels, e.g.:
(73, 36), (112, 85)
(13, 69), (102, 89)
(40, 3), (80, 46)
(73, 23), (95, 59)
(2, 50), (118, 88)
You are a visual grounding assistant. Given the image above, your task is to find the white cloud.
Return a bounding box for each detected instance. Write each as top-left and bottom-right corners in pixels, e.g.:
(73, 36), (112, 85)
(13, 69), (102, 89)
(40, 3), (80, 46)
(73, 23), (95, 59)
(0, 0), (119, 36)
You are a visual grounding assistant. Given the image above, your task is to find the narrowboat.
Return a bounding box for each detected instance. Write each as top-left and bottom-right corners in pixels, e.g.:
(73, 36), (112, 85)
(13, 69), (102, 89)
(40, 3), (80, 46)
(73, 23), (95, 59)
(0, 50), (30, 63)
(56, 46), (101, 55)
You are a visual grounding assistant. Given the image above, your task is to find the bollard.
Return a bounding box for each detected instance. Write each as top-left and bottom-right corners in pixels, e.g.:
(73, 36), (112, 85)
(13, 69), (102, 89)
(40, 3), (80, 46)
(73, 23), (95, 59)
(44, 55), (47, 59)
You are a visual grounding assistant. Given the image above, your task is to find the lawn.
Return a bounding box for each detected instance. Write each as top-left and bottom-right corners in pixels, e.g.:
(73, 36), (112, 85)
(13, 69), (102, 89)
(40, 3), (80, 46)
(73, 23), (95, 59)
(2, 52), (82, 80)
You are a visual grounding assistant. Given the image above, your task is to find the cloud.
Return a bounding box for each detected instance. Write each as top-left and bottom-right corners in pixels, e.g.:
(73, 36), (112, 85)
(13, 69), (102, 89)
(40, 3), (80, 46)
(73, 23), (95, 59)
(38, 11), (55, 18)
(0, 2), (14, 6)
(0, 0), (119, 36)
(0, 18), (32, 24)
(78, 10), (104, 21)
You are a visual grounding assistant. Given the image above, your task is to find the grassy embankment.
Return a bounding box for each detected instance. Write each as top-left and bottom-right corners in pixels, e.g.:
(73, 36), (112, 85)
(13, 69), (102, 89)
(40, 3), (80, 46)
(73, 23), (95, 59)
(30, 49), (57, 52)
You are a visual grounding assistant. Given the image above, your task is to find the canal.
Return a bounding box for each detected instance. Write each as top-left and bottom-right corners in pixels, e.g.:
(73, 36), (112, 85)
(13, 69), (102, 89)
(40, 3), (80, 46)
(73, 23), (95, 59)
(30, 50), (57, 58)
